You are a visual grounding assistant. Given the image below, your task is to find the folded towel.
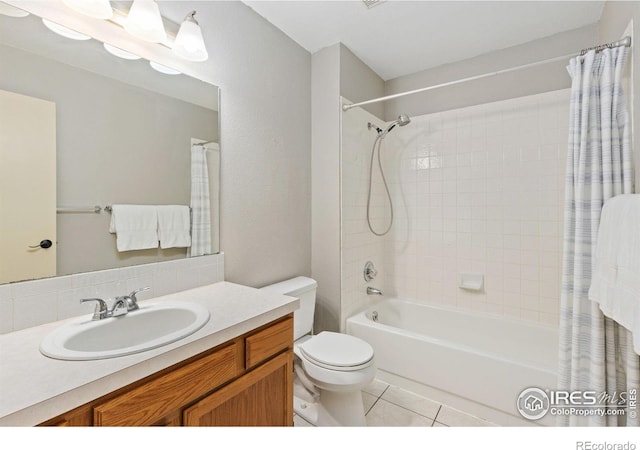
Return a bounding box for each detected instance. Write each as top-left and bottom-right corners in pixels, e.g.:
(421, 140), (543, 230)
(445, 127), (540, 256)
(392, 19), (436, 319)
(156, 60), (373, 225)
(588, 194), (640, 355)
(109, 204), (159, 252)
(157, 205), (191, 249)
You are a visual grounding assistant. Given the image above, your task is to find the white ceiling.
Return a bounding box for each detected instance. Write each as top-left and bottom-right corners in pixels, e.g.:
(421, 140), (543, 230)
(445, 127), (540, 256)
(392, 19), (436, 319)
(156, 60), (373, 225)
(242, 0), (605, 80)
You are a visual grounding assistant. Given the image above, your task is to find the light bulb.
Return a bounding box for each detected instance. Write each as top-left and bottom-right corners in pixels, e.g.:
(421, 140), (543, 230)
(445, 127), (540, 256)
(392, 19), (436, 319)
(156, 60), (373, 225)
(149, 61), (181, 75)
(104, 43), (141, 60)
(42, 19), (91, 41)
(173, 11), (208, 62)
(62, 0), (113, 19)
(125, 0), (166, 44)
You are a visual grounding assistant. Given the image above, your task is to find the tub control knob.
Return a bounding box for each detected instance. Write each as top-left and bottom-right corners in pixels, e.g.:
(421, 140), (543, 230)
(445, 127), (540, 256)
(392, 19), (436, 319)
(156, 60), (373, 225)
(364, 261), (377, 281)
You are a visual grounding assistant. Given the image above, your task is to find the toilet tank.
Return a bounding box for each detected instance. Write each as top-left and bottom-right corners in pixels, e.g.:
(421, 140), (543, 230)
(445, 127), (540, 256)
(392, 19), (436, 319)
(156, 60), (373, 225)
(260, 276), (317, 340)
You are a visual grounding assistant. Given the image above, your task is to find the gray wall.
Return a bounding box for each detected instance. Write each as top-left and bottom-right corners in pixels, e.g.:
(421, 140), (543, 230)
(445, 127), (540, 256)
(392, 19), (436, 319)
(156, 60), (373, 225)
(311, 44), (341, 332)
(340, 44), (385, 118)
(598, 1), (640, 185)
(0, 43), (217, 276)
(311, 43), (385, 332)
(195, 2), (312, 288)
(384, 24), (599, 120)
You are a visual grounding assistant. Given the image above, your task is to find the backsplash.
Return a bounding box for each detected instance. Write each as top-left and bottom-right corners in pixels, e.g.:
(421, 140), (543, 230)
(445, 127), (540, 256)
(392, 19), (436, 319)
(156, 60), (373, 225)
(0, 253), (224, 334)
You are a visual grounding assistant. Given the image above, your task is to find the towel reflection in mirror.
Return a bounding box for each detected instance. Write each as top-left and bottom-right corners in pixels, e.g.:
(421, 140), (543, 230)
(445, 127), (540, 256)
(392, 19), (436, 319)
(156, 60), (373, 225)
(109, 204), (191, 252)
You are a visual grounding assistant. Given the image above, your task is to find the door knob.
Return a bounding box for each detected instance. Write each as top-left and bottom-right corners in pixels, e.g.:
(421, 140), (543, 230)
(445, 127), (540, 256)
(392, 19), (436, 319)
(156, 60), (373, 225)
(29, 239), (53, 249)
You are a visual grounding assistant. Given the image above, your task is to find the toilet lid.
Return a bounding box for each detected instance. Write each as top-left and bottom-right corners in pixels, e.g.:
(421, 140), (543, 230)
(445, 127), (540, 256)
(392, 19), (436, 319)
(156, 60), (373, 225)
(300, 331), (374, 368)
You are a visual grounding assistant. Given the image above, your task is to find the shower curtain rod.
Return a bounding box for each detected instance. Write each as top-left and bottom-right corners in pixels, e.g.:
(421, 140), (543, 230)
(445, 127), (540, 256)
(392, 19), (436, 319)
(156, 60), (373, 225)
(342, 36), (632, 112)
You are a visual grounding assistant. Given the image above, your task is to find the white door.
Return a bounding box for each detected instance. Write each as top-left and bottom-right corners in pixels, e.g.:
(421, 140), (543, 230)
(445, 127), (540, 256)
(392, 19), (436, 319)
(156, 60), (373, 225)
(0, 89), (56, 283)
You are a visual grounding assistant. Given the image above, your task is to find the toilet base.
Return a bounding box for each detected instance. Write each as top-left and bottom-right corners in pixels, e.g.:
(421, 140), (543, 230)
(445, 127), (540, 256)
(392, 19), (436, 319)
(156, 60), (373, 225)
(319, 389), (367, 426)
(293, 379), (367, 426)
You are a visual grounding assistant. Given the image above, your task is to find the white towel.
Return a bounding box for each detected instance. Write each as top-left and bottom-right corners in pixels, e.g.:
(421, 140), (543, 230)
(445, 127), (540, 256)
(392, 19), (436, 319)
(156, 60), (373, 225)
(588, 194), (640, 355)
(157, 205), (191, 249)
(109, 204), (159, 252)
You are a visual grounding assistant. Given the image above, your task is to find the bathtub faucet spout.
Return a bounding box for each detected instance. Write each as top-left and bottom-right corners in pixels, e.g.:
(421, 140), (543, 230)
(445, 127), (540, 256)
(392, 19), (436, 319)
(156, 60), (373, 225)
(367, 287), (383, 295)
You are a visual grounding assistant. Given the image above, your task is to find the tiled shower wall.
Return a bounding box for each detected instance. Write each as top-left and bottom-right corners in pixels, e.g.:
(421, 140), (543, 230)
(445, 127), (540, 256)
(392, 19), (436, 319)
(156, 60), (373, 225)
(341, 89), (570, 328)
(341, 104), (388, 325)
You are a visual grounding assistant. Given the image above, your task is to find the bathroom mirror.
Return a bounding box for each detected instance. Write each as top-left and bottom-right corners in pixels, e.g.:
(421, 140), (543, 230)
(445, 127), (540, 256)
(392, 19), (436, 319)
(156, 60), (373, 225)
(0, 11), (220, 284)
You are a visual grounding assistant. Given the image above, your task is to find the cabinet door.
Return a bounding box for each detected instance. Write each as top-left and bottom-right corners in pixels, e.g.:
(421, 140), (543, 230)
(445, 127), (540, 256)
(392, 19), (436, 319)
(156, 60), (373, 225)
(94, 343), (238, 426)
(183, 351), (293, 426)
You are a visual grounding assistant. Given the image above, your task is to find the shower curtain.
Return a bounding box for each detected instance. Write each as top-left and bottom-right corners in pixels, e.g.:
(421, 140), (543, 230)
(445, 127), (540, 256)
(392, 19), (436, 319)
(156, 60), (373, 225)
(188, 144), (212, 257)
(558, 46), (639, 426)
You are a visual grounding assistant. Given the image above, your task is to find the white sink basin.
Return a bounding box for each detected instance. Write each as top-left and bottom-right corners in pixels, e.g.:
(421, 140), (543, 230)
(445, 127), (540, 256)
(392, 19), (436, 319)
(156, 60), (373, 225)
(40, 301), (210, 361)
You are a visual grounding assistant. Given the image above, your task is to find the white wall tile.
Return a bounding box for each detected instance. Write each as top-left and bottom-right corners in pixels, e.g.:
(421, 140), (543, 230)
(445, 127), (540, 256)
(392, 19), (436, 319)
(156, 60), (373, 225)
(13, 292), (57, 330)
(341, 89), (569, 327)
(2, 253), (224, 334)
(0, 286), (13, 334)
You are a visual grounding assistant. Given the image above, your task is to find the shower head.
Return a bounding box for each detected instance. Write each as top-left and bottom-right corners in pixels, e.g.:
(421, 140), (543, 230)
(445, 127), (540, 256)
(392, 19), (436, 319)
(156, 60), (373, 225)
(381, 114), (411, 136)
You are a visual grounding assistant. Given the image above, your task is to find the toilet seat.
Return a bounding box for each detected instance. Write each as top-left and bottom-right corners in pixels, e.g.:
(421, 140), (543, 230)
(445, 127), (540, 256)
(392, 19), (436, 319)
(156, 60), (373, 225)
(299, 331), (374, 372)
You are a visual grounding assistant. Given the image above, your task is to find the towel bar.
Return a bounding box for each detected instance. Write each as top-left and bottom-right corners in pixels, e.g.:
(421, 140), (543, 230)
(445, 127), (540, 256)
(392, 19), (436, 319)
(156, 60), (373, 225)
(57, 206), (102, 213)
(104, 205), (191, 213)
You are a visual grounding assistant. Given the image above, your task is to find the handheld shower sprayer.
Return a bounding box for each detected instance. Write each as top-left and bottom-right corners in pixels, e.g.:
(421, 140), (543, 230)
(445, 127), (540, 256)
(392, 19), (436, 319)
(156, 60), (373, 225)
(381, 114), (411, 136)
(366, 113), (411, 236)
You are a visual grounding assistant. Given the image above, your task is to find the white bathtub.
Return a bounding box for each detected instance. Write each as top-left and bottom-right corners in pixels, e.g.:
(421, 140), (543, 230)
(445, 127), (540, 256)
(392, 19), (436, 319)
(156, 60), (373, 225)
(346, 298), (558, 425)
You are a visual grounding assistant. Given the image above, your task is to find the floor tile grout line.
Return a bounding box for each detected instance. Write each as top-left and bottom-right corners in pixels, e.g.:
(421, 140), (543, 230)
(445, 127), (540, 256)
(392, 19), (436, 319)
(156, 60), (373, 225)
(376, 387), (443, 422)
(432, 404), (444, 427)
(433, 404), (443, 422)
(364, 384), (390, 416)
(372, 396), (441, 422)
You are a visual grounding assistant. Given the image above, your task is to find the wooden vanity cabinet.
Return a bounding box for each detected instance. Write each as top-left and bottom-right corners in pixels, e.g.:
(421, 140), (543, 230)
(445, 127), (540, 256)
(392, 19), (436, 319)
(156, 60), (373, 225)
(39, 315), (294, 427)
(183, 351), (292, 426)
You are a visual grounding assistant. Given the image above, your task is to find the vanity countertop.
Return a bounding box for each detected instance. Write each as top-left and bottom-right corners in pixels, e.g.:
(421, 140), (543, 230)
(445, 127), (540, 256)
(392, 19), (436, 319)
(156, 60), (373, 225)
(0, 281), (299, 426)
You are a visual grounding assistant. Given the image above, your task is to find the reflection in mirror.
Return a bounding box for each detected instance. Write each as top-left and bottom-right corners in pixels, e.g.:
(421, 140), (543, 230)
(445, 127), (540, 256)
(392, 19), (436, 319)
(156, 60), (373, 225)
(0, 10), (220, 285)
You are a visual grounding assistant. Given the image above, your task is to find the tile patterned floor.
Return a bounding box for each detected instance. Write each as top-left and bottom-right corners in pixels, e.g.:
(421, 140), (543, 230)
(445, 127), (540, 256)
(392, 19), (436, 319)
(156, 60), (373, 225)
(293, 378), (496, 427)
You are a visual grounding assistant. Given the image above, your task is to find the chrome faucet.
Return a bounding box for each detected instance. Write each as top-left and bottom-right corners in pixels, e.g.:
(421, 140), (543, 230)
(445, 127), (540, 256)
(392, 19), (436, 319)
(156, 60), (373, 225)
(367, 287), (383, 295)
(117, 287), (151, 312)
(80, 298), (109, 320)
(81, 287), (150, 320)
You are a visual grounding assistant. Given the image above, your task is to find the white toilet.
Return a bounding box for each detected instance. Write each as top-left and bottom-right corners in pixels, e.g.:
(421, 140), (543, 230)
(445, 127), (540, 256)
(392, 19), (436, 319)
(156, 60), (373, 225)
(261, 276), (375, 426)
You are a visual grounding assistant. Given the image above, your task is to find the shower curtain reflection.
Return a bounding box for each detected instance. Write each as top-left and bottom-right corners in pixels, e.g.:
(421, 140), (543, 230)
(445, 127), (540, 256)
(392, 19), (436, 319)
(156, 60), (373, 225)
(188, 143), (212, 257)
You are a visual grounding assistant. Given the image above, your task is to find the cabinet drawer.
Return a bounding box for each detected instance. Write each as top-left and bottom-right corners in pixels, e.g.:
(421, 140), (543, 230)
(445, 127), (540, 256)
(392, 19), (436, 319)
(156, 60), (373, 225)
(94, 343), (238, 426)
(245, 316), (293, 369)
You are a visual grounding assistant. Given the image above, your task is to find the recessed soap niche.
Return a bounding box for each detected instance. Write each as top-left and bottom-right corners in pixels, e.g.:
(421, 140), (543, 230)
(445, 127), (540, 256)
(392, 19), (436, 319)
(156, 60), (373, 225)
(459, 273), (484, 292)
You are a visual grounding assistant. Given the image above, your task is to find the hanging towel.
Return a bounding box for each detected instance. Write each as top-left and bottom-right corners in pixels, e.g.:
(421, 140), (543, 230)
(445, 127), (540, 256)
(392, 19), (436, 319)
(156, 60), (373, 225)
(157, 205), (191, 249)
(588, 194), (640, 355)
(109, 204), (159, 252)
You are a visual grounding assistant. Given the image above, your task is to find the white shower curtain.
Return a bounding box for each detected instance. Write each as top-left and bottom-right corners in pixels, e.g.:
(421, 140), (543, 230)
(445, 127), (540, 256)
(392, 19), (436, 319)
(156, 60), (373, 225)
(188, 144), (212, 257)
(558, 46), (639, 426)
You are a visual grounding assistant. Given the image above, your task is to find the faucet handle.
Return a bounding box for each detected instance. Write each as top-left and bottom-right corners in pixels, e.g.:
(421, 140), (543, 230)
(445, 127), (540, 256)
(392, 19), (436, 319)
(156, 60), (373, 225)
(110, 297), (129, 317)
(129, 286), (150, 300)
(125, 287), (150, 311)
(80, 298), (108, 320)
(364, 261), (377, 281)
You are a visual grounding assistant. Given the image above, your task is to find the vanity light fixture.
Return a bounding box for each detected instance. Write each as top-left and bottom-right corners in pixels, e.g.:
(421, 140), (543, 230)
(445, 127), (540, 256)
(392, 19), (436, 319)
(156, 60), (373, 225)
(0, 2), (29, 17)
(104, 43), (141, 60)
(149, 61), (181, 75)
(62, 0), (113, 20)
(124, 0), (166, 44)
(172, 11), (208, 62)
(42, 18), (91, 41)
